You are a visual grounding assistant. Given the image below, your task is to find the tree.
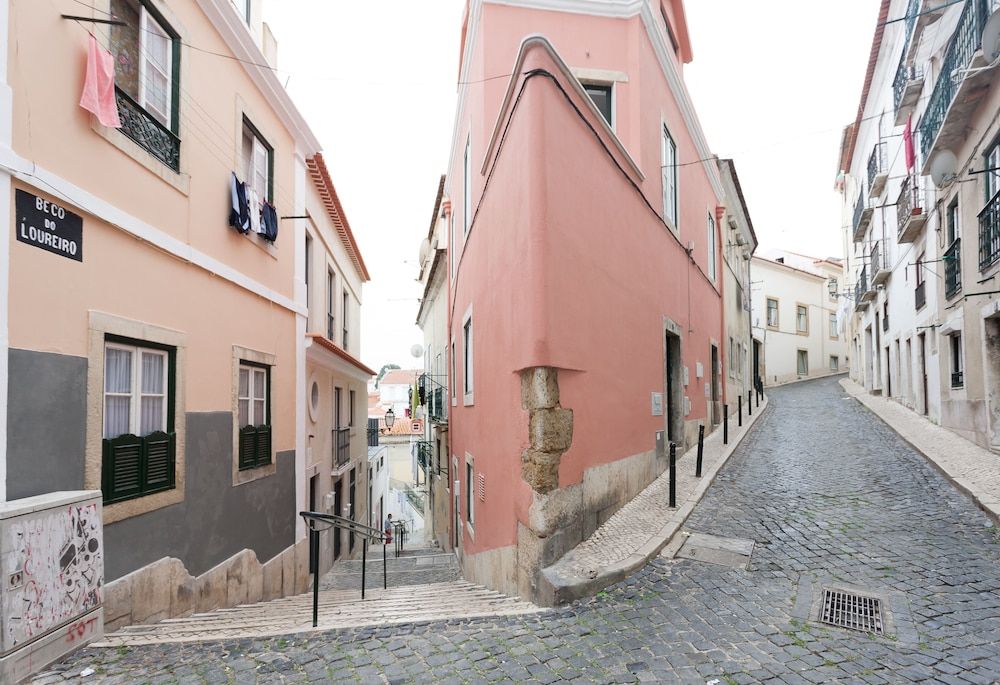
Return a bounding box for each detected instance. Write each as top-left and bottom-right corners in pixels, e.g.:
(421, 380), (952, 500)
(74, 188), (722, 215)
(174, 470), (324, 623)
(376, 363), (400, 388)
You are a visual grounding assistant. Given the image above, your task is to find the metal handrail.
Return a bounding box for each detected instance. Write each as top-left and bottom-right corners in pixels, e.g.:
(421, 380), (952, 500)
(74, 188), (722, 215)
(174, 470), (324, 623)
(299, 511), (387, 627)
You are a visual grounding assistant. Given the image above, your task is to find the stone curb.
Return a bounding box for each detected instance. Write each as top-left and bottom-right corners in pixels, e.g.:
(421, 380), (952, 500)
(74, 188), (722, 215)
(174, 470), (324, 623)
(840, 378), (1000, 526)
(541, 394), (771, 605)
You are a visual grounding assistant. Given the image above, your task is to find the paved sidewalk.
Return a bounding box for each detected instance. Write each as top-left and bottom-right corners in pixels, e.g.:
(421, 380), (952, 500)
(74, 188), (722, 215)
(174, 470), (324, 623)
(542, 392), (769, 602)
(841, 377), (1000, 522)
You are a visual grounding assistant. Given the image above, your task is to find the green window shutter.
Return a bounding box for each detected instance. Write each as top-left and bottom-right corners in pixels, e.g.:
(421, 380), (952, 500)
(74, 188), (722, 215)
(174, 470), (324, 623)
(255, 425), (271, 468)
(143, 431), (176, 493)
(103, 434), (143, 503)
(239, 425), (258, 470)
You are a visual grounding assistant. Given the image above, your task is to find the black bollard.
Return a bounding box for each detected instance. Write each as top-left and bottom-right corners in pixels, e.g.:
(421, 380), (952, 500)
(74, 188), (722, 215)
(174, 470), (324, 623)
(748, 390), (753, 416)
(669, 442), (677, 508)
(723, 405), (729, 445)
(738, 394), (743, 427)
(309, 527), (319, 628)
(696, 424), (704, 477)
(383, 534), (387, 589)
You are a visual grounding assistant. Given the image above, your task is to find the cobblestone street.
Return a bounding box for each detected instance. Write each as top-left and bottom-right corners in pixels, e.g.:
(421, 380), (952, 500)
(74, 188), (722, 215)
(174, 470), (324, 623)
(41, 376), (1000, 684)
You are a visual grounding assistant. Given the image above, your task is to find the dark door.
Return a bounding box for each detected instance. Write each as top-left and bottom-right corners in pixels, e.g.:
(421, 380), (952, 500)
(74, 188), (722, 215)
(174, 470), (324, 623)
(710, 345), (720, 426)
(333, 479), (342, 560)
(348, 468), (356, 552)
(309, 474), (318, 513)
(753, 340), (761, 387)
(919, 333), (928, 415)
(885, 347), (892, 397)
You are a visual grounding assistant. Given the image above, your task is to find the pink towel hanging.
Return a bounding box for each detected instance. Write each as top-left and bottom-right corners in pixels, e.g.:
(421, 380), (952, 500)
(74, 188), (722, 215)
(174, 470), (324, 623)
(79, 34), (121, 128)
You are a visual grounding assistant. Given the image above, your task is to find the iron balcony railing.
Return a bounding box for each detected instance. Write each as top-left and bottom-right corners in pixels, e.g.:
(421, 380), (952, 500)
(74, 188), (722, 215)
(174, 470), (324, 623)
(367, 417), (380, 447)
(333, 427), (350, 468)
(980, 191), (1000, 270)
(892, 61), (923, 114)
(871, 241), (882, 276)
(915, 280), (927, 310)
(855, 266), (868, 303)
(115, 87), (180, 172)
(897, 175), (921, 236)
(867, 143), (886, 190)
(952, 370), (965, 387)
(918, 0), (991, 160)
(944, 238), (962, 298)
(853, 192), (865, 235)
(429, 387), (447, 422)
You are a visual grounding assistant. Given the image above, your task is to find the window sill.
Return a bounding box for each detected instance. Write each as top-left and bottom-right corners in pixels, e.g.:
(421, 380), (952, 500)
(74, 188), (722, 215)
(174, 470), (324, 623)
(238, 229), (279, 260)
(104, 487), (183, 525)
(92, 118), (190, 196)
(463, 393), (474, 407)
(235, 460), (276, 486)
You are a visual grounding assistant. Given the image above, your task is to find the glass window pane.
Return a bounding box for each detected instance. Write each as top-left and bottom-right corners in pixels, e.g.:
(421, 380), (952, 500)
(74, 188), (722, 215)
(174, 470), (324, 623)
(253, 399), (265, 426)
(104, 396), (131, 438)
(144, 70), (169, 121)
(238, 398), (250, 428)
(105, 347), (132, 393)
(140, 396), (164, 435)
(239, 368), (250, 398)
(141, 352), (164, 394)
(145, 21), (170, 71)
(253, 369), (266, 400)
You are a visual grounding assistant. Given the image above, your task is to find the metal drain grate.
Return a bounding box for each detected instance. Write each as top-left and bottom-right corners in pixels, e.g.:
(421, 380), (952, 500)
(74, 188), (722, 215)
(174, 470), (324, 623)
(820, 589), (884, 634)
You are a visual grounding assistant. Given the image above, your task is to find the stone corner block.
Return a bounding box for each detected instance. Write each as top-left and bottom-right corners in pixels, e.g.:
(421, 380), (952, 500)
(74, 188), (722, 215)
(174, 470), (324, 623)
(521, 367), (560, 410)
(529, 408), (573, 452)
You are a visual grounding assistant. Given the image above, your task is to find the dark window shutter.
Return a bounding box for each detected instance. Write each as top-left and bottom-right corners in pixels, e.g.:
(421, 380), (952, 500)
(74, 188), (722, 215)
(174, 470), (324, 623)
(239, 425), (258, 470)
(255, 425), (271, 467)
(143, 431), (175, 492)
(103, 434), (143, 503)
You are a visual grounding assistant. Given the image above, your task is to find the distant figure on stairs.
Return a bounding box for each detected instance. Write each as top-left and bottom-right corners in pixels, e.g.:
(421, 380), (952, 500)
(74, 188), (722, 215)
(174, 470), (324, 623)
(384, 514), (393, 544)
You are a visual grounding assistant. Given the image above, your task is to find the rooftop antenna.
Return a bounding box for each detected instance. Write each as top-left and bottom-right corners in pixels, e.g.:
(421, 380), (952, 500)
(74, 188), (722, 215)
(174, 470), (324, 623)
(929, 149), (958, 189)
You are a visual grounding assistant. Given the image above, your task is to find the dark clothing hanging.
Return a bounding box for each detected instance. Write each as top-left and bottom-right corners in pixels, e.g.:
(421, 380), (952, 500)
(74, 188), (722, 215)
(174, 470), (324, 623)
(229, 172), (251, 234)
(261, 201), (279, 242)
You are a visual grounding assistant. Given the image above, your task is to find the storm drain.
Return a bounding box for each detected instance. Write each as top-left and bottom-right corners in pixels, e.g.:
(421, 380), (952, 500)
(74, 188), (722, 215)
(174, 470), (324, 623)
(820, 589), (884, 634)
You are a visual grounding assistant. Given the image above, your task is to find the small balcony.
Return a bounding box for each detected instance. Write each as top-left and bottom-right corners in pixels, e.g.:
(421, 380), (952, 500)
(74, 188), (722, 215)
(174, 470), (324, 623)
(951, 370), (965, 388)
(853, 192), (873, 243)
(918, 0), (994, 172)
(868, 143), (889, 197)
(333, 427), (350, 469)
(897, 176), (927, 243)
(915, 280), (927, 311)
(871, 241), (891, 286)
(980, 191), (1000, 271)
(115, 87), (180, 172)
(944, 238), (962, 299)
(882, 310), (889, 332)
(854, 267), (871, 311)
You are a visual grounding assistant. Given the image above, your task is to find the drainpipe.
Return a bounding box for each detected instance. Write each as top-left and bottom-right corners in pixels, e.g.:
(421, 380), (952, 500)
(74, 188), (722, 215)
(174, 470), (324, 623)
(0, 0), (12, 503)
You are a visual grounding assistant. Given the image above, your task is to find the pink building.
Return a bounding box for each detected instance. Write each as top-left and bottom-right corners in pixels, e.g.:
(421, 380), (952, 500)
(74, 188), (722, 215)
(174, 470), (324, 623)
(443, 0), (731, 604)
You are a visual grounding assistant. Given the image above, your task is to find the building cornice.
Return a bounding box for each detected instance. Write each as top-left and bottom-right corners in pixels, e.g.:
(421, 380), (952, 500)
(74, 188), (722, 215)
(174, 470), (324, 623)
(305, 334), (377, 380)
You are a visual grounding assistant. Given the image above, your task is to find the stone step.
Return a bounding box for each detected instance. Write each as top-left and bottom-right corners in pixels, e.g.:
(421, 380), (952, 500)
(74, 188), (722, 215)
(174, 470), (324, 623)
(329, 551), (456, 573)
(94, 580), (541, 646)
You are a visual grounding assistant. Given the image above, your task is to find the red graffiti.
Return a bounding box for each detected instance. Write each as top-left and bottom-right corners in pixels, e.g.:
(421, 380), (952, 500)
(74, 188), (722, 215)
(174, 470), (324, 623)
(65, 617), (98, 643)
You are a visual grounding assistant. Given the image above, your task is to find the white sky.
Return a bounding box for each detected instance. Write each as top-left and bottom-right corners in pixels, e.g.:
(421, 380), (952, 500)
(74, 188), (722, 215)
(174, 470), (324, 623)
(264, 1), (880, 372)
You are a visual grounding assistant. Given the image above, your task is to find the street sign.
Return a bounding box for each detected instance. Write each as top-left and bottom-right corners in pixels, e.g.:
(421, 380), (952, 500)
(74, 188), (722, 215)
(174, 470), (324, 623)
(15, 189), (83, 262)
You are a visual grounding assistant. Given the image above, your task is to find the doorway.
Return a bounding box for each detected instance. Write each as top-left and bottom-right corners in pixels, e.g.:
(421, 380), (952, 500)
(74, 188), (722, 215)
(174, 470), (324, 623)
(664, 330), (683, 444)
(753, 339), (761, 388)
(710, 344), (720, 426)
(309, 474), (318, 513)
(333, 478), (342, 560)
(918, 332), (928, 415)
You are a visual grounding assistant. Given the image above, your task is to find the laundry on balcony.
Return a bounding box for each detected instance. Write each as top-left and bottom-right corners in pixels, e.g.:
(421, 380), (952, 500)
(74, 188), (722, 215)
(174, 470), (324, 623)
(229, 172), (251, 234)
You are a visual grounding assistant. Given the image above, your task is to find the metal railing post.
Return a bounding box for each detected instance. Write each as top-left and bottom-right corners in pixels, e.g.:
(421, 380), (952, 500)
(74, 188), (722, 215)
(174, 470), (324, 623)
(309, 527), (319, 628)
(696, 424), (704, 477)
(723, 405), (729, 445)
(361, 538), (367, 600)
(738, 395), (743, 427)
(383, 535), (387, 589)
(668, 442), (677, 508)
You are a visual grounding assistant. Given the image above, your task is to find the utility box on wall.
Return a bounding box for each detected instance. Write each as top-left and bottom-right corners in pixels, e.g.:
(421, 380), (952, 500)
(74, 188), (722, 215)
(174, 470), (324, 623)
(1, 491), (104, 683)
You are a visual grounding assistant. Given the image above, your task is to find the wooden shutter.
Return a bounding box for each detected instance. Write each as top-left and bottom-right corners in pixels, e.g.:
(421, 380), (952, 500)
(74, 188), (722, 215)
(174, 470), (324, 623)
(144, 431), (175, 493)
(239, 425), (258, 470)
(254, 425), (271, 468)
(103, 434), (143, 503)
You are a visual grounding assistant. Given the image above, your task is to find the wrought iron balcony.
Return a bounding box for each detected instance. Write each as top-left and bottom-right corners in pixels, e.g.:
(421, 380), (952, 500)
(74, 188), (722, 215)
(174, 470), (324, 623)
(115, 87), (180, 172)
(333, 428), (350, 469)
(854, 267), (870, 311)
(944, 238), (962, 299)
(429, 387), (447, 422)
(897, 175), (927, 243)
(951, 370), (965, 388)
(980, 191), (1000, 270)
(871, 241), (890, 286)
(918, 0), (992, 164)
(868, 143), (889, 197)
(883, 310), (889, 332)
(852, 192), (872, 242)
(915, 279), (927, 310)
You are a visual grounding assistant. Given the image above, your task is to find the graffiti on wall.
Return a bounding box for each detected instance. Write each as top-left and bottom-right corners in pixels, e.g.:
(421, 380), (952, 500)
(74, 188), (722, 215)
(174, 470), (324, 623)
(2, 503), (103, 652)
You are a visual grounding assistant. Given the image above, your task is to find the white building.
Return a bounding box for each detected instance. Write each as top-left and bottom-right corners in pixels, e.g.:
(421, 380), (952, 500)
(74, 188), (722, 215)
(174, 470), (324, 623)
(838, 0), (1000, 448)
(752, 251), (847, 385)
(378, 369), (419, 418)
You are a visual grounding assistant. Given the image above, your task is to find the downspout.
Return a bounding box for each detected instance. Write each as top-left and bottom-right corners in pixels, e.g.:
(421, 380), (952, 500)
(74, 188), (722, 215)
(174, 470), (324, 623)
(0, 0), (12, 502)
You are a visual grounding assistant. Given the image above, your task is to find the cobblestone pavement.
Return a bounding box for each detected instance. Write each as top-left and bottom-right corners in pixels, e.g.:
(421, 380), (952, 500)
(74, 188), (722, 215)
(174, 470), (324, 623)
(39, 377), (1000, 684)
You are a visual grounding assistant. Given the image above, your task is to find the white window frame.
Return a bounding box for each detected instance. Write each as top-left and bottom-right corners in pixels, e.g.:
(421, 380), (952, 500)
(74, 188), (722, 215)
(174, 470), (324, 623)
(707, 213), (717, 282)
(462, 307), (474, 405)
(238, 363), (268, 429)
(796, 305), (809, 334)
(830, 355), (839, 372)
(829, 312), (839, 340)
(661, 124), (678, 229)
(104, 342), (168, 438)
(766, 298), (779, 328)
(463, 136), (472, 237)
(137, 7), (173, 128)
(582, 81), (614, 129)
(450, 340), (457, 404)
(243, 121), (270, 202)
(950, 332), (964, 387)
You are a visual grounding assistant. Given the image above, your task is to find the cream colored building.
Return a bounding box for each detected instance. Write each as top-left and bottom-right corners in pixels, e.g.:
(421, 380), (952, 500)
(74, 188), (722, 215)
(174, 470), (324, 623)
(0, 0), (371, 656)
(752, 251), (847, 385)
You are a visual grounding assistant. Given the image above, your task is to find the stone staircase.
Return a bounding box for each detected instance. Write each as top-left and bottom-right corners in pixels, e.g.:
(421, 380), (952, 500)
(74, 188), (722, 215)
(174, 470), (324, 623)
(320, 546), (459, 590)
(93, 550), (539, 646)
